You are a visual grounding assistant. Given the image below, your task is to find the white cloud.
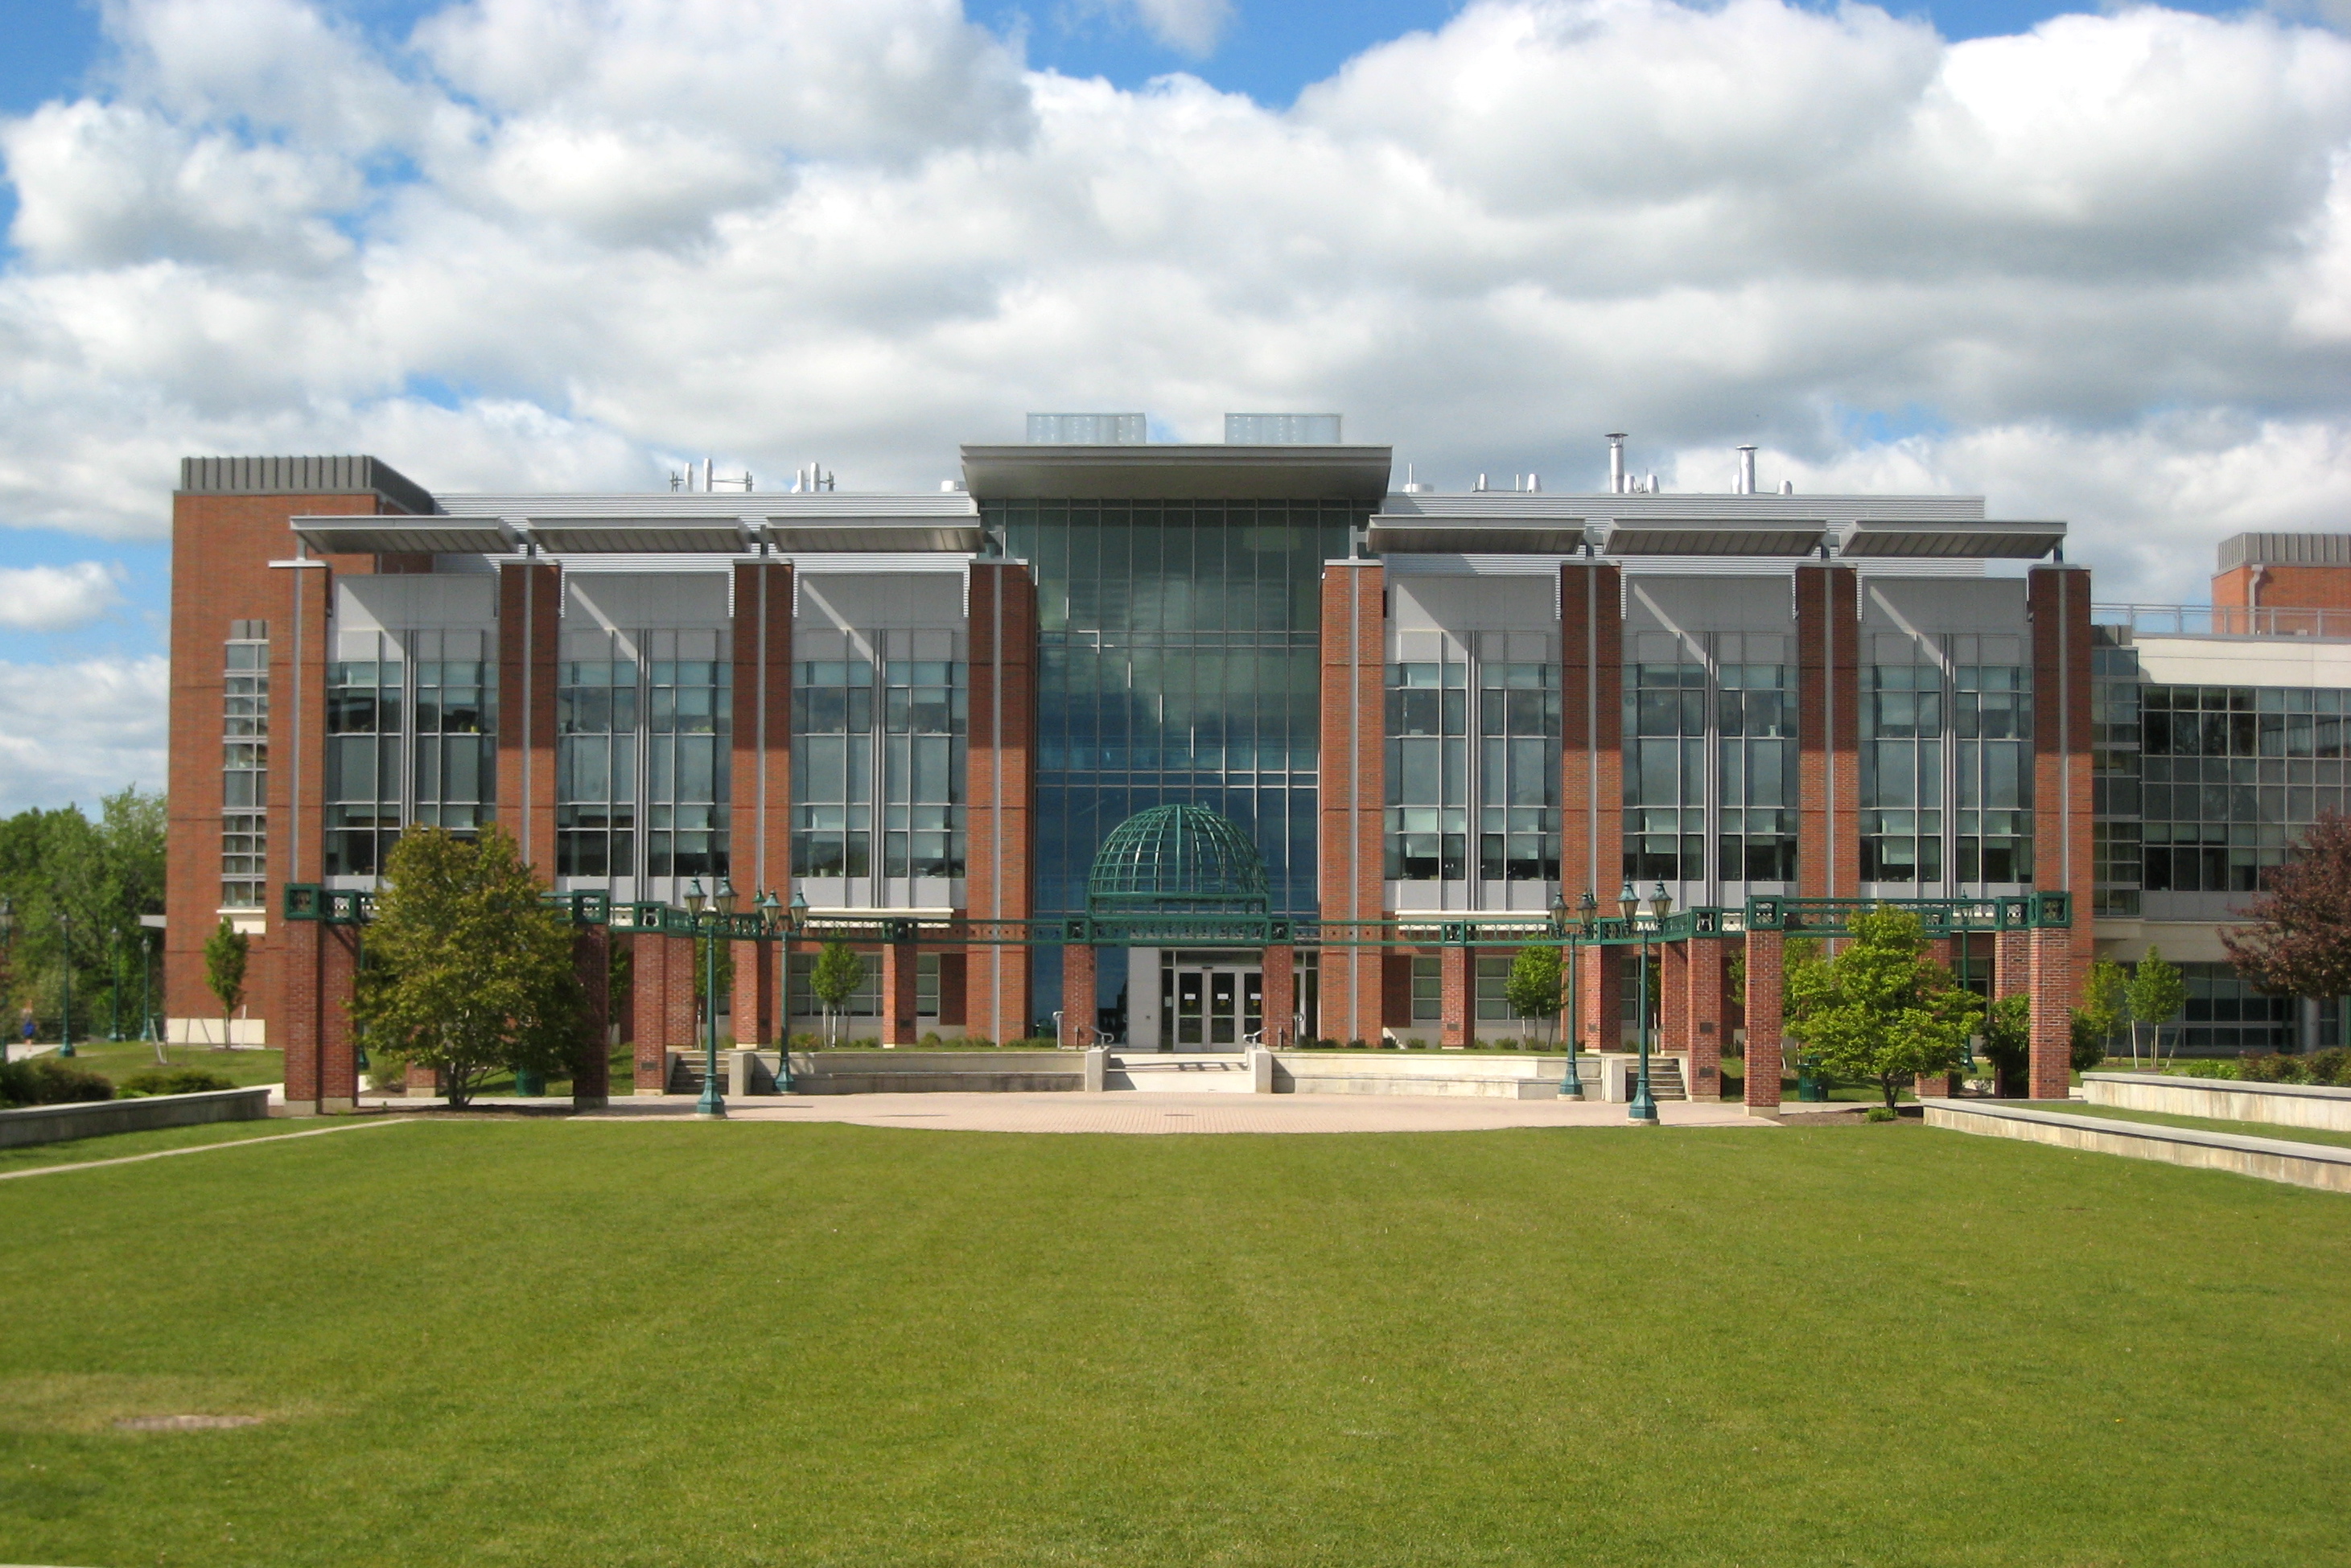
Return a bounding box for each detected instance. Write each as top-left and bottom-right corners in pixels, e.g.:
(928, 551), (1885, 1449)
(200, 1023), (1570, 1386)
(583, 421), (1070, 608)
(0, 656), (167, 813)
(0, 562), (129, 632)
(1123, 0), (1236, 56)
(0, 0), (2345, 801)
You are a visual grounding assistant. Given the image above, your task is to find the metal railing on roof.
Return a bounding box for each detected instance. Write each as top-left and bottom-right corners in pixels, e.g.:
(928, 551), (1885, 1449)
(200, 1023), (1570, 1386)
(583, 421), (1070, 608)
(2094, 603), (2351, 641)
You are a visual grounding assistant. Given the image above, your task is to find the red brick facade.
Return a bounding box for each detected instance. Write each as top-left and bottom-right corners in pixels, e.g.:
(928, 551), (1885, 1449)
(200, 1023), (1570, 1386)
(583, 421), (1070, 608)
(1559, 559), (1624, 912)
(496, 562), (562, 879)
(1684, 937), (1723, 1102)
(2029, 566), (2095, 974)
(882, 940), (920, 1046)
(731, 561), (793, 1044)
(1262, 944), (1295, 1048)
(966, 562), (1036, 1044)
(1060, 944), (1096, 1047)
(1743, 929), (1784, 1110)
(1794, 562), (1861, 899)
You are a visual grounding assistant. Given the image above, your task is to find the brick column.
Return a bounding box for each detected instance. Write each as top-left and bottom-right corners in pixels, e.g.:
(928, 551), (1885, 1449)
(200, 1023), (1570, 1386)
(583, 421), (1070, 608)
(1660, 940), (1690, 1055)
(1381, 952), (1413, 1041)
(572, 926), (610, 1109)
(280, 920), (324, 1113)
(1262, 944), (1295, 1048)
(319, 925), (357, 1113)
(496, 561), (562, 879)
(1577, 943), (1622, 1052)
(1320, 559), (1386, 1048)
(966, 562), (1036, 1047)
(2030, 565), (2097, 970)
(882, 939), (920, 1046)
(1560, 558), (1624, 915)
(937, 952), (968, 1029)
(1744, 928), (1784, 1110)
(1686, 936), (1724, 1102)
(269, 546), (333, 1102)
(1439, 945), (1471, 1047)
(1060, 944), (1097, 1047)
(1995, 930), (2031, 998)
(2028, 924), (2075, 1100)
(731, 940), (774, 1047)
(1795, 562), (1861, 899)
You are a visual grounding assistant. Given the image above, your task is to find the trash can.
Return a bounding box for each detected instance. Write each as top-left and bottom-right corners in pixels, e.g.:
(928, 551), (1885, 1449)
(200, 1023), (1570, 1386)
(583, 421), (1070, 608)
(1795, 1056), (1827, 1102)
(513, 1068), (546, 1097)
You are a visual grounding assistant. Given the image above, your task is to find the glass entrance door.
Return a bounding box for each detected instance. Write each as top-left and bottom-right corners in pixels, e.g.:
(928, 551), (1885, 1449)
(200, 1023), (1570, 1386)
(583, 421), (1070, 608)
(1162, 963), (1264, 1050)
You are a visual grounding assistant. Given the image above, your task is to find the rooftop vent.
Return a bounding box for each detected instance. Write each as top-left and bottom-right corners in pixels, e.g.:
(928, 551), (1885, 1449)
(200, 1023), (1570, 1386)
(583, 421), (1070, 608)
(1027, 413), (1147, 444)
(1225, 413), (1342, 444)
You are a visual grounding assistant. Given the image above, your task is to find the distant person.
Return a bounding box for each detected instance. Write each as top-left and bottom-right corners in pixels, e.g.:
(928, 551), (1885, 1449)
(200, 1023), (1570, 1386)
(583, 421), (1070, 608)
(16, 1002), (32, 1060)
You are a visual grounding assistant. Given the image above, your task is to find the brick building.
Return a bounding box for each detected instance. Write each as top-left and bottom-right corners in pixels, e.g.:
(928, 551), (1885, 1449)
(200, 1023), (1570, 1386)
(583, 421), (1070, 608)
(160, 422), (2351, 1110)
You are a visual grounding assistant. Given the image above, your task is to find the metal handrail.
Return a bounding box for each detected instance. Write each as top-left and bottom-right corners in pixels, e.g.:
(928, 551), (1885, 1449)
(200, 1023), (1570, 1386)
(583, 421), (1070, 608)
(2094, 603), (2351, 641)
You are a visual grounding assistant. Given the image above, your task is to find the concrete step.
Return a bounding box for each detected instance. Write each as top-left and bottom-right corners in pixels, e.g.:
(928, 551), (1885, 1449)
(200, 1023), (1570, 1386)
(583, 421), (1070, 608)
(1108, 1054), (1257, 1093)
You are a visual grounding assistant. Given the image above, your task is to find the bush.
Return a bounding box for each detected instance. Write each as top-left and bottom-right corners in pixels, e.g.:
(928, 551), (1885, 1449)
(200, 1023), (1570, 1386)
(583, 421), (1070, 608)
(1864, 1105), (1900, 1123)
(2239, 1052), (2311, 1084)
(2304, 1047), (2351, 1087)
(2172, 1059), (2240, 1080)
(1309, 1038), (1339, 1050)
(917, 1031), (945, 1049)
(961, 1035), (996, 1050)
(117, 1068), (237, 1097)
(1347, 1038), (1369, 1051)
(1404, 1038), (1428, 1050)
(788, 1032), (824, 1051)
(368, 1054), (411, 1093)
(0, 1058), (116, 1107)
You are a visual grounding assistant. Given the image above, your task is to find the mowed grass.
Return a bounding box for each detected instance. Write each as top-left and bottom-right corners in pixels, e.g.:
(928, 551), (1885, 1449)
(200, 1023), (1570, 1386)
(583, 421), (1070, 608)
(2048, 1099), (2351, 1152)
(2, 1121), (2349, 1566)
(20, 1040), (286, 1089)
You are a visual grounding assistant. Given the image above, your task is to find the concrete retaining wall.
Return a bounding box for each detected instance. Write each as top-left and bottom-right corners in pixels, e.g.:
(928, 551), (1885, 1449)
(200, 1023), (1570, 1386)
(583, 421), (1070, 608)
(0, 1086), (272, 1149)
(1271, 1051), (1568, 1100)
(743, 1050), (1083, 1095)
(2081, 1072), (2351, 1134)
(1924, 1099), (2351, 1193)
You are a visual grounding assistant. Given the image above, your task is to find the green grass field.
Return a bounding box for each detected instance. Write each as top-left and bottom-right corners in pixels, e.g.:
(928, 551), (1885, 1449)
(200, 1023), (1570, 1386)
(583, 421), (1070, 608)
(2050, 1099), (2351, 1151)
(19, 1040), (286, 1089)
(3, 1117), (2349, 1566)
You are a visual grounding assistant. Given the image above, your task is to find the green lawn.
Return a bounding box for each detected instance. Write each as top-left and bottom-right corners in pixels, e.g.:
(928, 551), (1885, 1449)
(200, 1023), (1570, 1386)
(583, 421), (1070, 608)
(3, 1119), (2349, 1566)
(2044, 1099), (2351, 1152)
(0, 1115), (355, 1175)
(19, 1039), (286, 1089)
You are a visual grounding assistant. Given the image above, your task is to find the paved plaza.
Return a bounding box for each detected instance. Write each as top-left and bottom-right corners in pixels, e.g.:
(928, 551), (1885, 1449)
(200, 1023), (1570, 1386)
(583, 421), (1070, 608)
(568, 1091), (1855, 1134)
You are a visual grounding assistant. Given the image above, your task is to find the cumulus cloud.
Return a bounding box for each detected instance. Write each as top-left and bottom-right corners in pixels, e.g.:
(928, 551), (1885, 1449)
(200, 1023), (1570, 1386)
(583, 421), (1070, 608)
(0, 562), (129, 632)
(0, 656), (167, 813)
(0, 0), (2342, 663)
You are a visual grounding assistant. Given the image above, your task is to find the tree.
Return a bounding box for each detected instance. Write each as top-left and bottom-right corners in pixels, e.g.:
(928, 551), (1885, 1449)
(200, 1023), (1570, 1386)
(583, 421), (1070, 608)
(2072, 960), (2127, 1073)
(1782, 907), (1984, 1111)
(349, 825), (583, 1108)
(1979, 993), (2030, 1097)
(1503, 945), (1563, 1047)
(2224, 809), (2351, 1027)
(2127, 948), (2188, 1069)
(809, 942), (865, 1047)
(204, 917), (249, 1051)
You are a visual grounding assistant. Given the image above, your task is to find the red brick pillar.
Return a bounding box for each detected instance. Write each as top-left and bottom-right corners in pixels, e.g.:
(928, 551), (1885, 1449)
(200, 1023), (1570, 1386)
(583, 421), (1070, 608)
(966, 562), (1036, 1048)
(1381, 952), (1414, 1041)
(1319, 560), (1386, 1048)
(731, 939), (773, 1047)
(937, 952), (968, 1029)
(1995, 931), (2030, 998)
(1744, 928), (1784, 1110)
(319, 926), (357, 1113)
(2029, 924), (2075, 1100)
(1917, 936), (1959, 1097)
(1660, 940), (1690, 1055)
(629, 933), (667, 1092)
(1795, 562), (1861, 900)
(1262, 944), (1295, 1048)
(2030, 565), (2097, 974)
(1686, 937), (1723, 1102)
(572, 926), (610, 1109)
(1560, 558), (1624, 932)
(1439, 945), (1471, 1047)
(1061, 945), (1097, 1047)
(281, 920), (323, 1113)
(496, 561), (561, 880)
(1578, 942), (1621, 1052)
(882, 939), (920, 1046)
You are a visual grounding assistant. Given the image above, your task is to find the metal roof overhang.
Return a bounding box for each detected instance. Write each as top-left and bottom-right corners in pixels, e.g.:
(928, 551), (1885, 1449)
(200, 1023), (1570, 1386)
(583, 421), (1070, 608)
(961, 444), (1393, 501)
(1366, 522), (1590, 554)
(762, 524), (984, 553)
(291, 516), (514, 554)
(1838, 519), (2068, 558)
(1604, 519), (1829, 555)
(525, 520), (750, 552)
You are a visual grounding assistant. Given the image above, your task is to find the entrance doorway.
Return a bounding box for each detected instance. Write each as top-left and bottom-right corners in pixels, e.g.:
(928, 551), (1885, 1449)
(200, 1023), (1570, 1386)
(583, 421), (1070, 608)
(1159, 956), (1262, 1050)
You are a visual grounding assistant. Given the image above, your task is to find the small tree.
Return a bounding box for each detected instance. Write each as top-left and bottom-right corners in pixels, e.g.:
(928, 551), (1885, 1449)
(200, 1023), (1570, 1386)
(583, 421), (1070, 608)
(1783, 907), (1983, 1111)
(809, 941), (865, 1047)
(350, 825), (583, 1108)
(2127, 947), (2188, 1069)
(2072, 959), (2127, 1073)
(2224, 809), (2351, 1035)
(1503, 945), (1564, 1048)
(1979, 992), (2030, 1097)
(204, 916), (249, 1051)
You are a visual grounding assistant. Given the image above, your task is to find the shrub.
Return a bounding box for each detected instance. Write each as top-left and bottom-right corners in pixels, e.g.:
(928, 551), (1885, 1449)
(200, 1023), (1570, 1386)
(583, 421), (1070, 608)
(2239, 1052), (2311, 1084)
(1347, 1038), (1369, 1051)
(368, 1053), (411, 1093)
(788, 1032), (824, 1051)
(117, 1068), (237, 1097)
(1310, 1037), (1339, 1050)
(917, 1031), (945, 1049)
(961, 1035), (996, 1050)
(1864, 1106), (1900, 1123)
(1405, 1038), (1429, 1050)
(0, 1058), (116, 1107)
(2172, 1059), (2240, 1080)
(2305, 1047), (2351, 1087)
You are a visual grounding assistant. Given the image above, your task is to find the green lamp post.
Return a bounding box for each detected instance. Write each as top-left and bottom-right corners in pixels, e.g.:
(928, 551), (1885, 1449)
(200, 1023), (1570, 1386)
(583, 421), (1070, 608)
(756, 888), (794, 1094)
(1553, 891), (1584, 1100)
(1624, 881), (1670, 1125)
(683, 878), (733, 1119)
(107, 926), (122, 1043)
(56, 907), (74, 1058)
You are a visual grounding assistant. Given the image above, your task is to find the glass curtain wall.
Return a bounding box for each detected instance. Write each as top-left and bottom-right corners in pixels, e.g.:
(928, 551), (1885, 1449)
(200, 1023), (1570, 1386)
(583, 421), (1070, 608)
(1621, 632), (1796, 893)
(789, 643), (967, 889)
(220, 622), (270, 908)
(993, 501), (1354, 916)
(1860, 633), (2032, 887)
(324, 629), (496, 879)
(2091, 630), (2143, 917)
(2140, 683), (2351, 894)
(554, 627), (729, 887)
(1384, 650), (1561, 885)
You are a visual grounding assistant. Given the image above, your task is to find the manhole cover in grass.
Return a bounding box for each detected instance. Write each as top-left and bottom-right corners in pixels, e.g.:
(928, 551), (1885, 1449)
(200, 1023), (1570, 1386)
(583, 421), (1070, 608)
(113, 1414), (265, 1431)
